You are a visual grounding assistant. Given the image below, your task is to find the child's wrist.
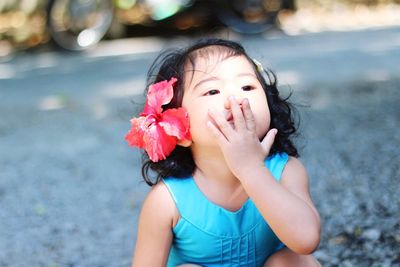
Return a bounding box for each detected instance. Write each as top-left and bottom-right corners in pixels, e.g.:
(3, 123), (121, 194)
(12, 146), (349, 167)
(234, 162), (269, 181)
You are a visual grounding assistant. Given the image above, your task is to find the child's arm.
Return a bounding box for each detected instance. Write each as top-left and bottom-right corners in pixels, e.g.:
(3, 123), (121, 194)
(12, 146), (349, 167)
(131, 182), (175, 267)
(207, 97), (321, 254)
(239, 156), (321, 254)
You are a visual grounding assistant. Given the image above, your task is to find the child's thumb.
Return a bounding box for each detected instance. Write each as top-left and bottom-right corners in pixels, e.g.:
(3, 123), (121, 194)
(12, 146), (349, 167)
(261, 128), (278, 153)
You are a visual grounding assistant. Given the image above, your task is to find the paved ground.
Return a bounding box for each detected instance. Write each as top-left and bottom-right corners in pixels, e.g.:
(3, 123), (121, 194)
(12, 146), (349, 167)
(0, 27), (400, 266)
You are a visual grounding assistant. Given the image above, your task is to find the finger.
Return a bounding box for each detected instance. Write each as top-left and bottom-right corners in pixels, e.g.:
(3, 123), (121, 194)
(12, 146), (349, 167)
(208, 108), (235, 138)
(207, 121), (229, 147)
(261, 128), (278, 154)
(242, 98), (256, 132)
(224, 96), (231, 110)
(230, 96), (246, 130)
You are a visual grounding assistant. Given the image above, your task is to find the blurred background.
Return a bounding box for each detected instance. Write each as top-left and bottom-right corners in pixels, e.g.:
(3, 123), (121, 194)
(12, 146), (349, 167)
(1, 0), (400, 266)
(4, 0), (296, 53)
(1, 0), (400, 53)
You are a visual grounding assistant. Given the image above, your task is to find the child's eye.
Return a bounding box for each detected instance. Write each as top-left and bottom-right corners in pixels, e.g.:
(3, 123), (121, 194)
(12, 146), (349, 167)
(242, 85), (255, 91)
(205, 89), (220, 96)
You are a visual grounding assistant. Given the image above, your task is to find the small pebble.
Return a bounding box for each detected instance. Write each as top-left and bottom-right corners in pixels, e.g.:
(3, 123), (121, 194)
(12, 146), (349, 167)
(362, 228), (381, 242)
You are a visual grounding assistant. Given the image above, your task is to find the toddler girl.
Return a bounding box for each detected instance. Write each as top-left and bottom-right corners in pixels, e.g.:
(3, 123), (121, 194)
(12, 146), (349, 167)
(127, 38), (321, 266)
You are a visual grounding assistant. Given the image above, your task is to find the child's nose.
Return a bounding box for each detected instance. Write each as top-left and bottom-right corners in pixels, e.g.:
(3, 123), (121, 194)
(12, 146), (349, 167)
(224, 95), (244, 110)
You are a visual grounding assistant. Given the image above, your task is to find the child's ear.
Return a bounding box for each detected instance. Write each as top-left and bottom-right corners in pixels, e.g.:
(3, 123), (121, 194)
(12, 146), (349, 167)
(177, 139), (192, 147)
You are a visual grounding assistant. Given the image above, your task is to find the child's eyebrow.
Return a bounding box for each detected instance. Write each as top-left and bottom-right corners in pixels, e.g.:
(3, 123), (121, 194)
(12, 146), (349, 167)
(192, 72), (257, 91)
(193, 77), (219, 91)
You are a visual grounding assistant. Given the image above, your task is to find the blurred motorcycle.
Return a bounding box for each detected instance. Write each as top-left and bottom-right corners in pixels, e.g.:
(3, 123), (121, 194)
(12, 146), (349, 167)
(47, 0), (295, 51)
(215, 0), (295, 34)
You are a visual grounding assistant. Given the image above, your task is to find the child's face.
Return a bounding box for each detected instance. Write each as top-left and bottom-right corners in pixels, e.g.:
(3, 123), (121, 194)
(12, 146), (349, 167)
(181, 53), (271, 149)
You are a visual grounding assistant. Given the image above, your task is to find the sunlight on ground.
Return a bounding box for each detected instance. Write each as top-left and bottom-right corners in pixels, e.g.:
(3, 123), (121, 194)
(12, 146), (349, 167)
(86, 37), (163, 58)
(37, 95), (66, 111)
(280, 4), (400, 35)
(0, 63), (15, 79)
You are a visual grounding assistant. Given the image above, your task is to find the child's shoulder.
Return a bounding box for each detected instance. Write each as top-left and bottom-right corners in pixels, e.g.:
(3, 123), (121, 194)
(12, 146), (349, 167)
(280, 156), (310, 189)
(282, 156), (307, 176)
(140, 181), (180, 228)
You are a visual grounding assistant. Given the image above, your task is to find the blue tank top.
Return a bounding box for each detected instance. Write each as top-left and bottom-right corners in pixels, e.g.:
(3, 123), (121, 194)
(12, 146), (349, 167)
(163, 152), (289, 267)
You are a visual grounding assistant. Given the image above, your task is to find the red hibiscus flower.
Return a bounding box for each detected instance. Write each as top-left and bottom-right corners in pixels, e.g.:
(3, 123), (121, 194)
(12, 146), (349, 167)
(125, 77), (191, 162)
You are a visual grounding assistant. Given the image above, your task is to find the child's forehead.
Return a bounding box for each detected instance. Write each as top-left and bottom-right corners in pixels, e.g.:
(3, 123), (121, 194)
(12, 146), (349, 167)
(187, 45), (243, 67)
(182, 53), (256, 90)
(183, 46), (252, 76)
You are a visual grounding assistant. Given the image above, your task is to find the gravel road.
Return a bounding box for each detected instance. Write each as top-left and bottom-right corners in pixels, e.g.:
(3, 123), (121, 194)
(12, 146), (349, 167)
(0, 27), (399, 266)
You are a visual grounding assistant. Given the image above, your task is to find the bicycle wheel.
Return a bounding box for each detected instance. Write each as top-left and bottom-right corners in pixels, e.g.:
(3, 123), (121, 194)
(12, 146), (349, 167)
(47, 0), (114, 50)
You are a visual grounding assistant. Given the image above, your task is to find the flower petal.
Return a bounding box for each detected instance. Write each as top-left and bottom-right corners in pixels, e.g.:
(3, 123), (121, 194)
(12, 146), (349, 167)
(142, 77), (177, 115)
(143, 123), (177, 162)
(125, 116), (147, 148)
(159, 108), (191, 141)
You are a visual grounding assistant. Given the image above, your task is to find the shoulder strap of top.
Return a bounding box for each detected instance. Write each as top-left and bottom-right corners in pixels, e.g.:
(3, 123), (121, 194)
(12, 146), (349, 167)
(162, 176), (193, 210)
(265, 152), (289, 182)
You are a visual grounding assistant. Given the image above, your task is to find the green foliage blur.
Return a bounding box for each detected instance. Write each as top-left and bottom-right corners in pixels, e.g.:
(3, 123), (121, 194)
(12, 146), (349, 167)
(0, 0), (49, 52)
(0, 0), (399, 55)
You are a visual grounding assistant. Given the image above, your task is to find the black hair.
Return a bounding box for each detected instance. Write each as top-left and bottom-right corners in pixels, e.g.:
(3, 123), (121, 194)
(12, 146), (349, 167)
(139, 38), (298, 186)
